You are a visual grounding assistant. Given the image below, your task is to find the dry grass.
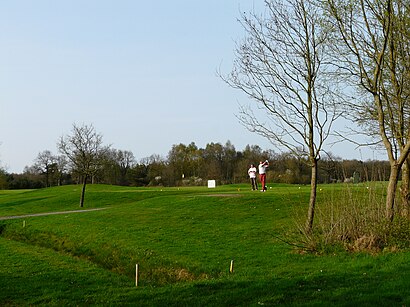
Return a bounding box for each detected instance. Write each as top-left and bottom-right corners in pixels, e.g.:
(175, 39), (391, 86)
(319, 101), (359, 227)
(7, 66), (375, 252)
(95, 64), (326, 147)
(295, 182), (410, 253)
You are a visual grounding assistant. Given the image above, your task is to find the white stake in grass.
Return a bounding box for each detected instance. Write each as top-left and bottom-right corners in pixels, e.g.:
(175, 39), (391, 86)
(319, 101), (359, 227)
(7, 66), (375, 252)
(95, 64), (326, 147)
(230, 260), (234, 273)
(135, 264), (139, 287)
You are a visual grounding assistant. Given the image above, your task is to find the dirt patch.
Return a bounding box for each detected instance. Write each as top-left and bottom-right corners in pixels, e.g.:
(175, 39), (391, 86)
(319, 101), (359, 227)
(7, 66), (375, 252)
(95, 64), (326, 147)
(351, 234), (383, 253)
(198, 194), (242, 197)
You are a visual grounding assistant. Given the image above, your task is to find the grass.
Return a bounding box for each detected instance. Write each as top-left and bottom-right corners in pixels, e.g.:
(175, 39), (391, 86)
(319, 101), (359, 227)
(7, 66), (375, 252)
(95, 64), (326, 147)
(0, 184), (409, 306)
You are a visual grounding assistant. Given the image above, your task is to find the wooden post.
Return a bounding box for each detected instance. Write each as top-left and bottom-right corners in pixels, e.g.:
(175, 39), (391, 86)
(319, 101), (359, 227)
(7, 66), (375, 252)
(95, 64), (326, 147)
(135, 264), (139, 287)
(230, 260), (234, 273)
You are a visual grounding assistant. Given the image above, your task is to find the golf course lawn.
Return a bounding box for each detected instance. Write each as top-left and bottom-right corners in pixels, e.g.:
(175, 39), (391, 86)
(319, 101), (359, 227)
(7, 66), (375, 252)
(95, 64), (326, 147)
(0, 184), (408, 306)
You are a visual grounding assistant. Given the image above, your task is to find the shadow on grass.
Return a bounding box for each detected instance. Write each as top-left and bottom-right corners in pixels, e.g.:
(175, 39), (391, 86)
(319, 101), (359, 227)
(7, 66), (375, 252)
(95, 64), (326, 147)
(136, 268), (409, 306)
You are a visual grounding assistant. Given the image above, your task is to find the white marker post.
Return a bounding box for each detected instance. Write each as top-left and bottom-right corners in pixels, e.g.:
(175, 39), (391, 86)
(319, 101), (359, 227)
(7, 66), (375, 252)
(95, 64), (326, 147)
(135, 264), (139, 287)
(230, 260), (234, 273)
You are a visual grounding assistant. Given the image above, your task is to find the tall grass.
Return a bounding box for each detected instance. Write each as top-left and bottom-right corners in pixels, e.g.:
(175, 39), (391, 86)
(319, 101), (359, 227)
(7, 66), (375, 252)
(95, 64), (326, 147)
(298, 182), (410, 253)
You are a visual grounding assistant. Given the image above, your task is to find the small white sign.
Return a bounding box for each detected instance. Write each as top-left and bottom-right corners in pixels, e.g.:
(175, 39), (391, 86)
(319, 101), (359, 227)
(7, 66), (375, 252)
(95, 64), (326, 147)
(207, 180), (216, 188)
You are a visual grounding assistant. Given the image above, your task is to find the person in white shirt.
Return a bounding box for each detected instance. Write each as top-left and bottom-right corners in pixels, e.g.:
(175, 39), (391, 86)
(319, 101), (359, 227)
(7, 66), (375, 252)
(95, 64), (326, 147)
(258, 160), (269, 191)
(248, 164), (258, 190)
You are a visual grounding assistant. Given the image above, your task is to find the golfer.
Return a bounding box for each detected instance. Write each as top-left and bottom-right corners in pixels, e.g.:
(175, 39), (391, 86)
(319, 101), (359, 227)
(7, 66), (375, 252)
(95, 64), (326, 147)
(258, 160), (269, 192)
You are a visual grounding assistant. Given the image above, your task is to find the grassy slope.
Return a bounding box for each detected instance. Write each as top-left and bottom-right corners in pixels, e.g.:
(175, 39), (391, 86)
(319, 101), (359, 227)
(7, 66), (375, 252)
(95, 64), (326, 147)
(0, 184), (409, 306)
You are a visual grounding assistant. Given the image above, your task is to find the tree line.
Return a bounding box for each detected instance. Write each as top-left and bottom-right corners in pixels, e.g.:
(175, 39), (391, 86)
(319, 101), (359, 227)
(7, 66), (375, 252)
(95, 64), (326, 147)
(0, 132), (390, 191)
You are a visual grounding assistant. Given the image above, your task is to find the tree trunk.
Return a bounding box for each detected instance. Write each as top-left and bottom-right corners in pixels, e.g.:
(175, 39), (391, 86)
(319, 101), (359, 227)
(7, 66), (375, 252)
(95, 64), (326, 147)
(45, 172), (49, 187)
(306, 158), (318, 234)
(400, 160), (410, 218)
(80, 176), (88, 208)
(386, 164), (400, 222)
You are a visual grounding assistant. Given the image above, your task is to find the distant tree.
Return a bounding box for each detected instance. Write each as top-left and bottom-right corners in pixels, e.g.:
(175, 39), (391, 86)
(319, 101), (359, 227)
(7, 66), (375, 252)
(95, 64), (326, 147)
(168, 142), (202, 185)
(34, 150), (56, 187)
(7, 166), (44, 189)
(116, 150), (135, 185)
(242, 145), (264, 163)
(201, 141), (239, 184)
(98, 149), (135, 185)
(58, 123), (108, 207)
(318, 153), (342, 183)
(223, 0), (342, 233)
(222, 141), (237, 183)
(202, 142), (224, 182)
(0, 168), (8, 189)
(128, 163), (150, 186)
(140, 154), (167, 186)
(54, 155), (69, 185)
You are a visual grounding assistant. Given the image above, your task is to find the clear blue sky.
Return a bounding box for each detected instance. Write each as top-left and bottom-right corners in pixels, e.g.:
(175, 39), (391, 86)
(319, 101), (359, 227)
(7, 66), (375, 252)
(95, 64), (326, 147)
(0, 1), (383, 173)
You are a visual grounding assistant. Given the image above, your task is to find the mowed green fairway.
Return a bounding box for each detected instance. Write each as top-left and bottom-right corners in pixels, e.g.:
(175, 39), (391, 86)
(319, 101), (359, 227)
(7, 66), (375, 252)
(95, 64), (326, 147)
(0, 184), (409, 306)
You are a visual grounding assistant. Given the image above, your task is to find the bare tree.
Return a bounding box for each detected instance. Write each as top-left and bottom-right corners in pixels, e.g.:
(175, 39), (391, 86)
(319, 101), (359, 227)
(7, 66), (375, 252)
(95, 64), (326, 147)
(34, 150), (56, 187)
(103, 149), (135, 185)
(384, 0), (410, 218)
(58, 123), (108, 207)
(115, 150), (135, 185)
(326, 0), (410, 221)
(222, 0), (342, 233)
(55, 155), (68, 186)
